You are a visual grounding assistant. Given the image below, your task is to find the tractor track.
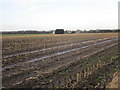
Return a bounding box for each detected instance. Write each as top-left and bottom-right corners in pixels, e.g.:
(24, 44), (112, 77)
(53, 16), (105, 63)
(3, 37), (115, 67)
(3, 37), (116, 59)
(2, 37), (118, 71)
(2, 36), (118, 88)
(2, 42), (118, 88)
(2, 38), (118, 88)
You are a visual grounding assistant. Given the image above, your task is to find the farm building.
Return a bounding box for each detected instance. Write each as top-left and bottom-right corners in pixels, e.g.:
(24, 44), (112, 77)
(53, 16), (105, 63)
(55, 29), (64, 34)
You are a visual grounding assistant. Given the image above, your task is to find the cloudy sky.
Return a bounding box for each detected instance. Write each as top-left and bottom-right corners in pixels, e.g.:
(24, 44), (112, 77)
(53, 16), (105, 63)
(0, 0), (119, 31)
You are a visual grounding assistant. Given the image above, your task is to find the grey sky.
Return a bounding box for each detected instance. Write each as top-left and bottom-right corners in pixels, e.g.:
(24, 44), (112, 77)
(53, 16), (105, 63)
(0, 0), (119, 31)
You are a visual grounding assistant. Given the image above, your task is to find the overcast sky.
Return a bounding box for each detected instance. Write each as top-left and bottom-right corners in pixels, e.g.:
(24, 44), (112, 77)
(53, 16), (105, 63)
(0, 0), (119, 31)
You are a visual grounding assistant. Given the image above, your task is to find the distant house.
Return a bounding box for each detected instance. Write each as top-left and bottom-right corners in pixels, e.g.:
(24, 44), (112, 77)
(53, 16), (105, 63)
(75, 30), (82, 34)
(52, 31), (55, 34)
(55, 29), (64, 34)
(64, 30), (72, 34)
(75, 31), (81, 34)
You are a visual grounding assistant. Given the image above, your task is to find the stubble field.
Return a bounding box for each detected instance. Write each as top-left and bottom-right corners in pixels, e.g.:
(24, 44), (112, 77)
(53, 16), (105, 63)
(2, 33), (119, 88)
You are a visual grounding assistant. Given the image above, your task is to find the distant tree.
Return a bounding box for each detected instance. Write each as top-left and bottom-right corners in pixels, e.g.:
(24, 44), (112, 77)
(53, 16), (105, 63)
(71, 31), (75, 33)
(55, 29), (64, 34)
(83, 30), (87, 33)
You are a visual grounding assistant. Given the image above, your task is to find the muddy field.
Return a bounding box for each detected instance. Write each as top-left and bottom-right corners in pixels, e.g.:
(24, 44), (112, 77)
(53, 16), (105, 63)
(2, 33), (119, 88)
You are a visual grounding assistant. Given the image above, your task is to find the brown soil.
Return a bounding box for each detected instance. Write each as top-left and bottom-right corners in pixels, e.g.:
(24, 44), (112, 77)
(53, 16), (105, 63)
(2, 34), (119, 88)
(2, 40), (118, 88)
(106, 72), (119, 88)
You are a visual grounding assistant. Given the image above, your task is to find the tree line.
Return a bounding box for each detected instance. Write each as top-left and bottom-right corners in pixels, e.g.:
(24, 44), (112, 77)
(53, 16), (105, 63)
(1, 30), (53, 34)
(1, 29), (120, 34)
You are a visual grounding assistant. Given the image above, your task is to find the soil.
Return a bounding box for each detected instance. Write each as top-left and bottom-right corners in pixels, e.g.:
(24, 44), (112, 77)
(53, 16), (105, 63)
(2, 34), (119, 88)
(106, 72), (119, 88)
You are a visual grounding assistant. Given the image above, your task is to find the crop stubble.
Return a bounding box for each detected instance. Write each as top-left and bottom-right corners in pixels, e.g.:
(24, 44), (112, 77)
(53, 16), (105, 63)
(2, 33), (119, 88)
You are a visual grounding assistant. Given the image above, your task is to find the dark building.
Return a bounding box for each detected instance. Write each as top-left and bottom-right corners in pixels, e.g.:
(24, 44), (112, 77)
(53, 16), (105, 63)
(55, 29), (64, 34)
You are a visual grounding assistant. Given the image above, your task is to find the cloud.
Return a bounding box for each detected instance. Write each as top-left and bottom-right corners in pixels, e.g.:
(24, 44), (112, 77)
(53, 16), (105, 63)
(0, 0), (37, 3)
(1, 0), (119, 30)
(0, 0), (60, 4)
(27, 5), (38, 11)
(0, 0), (119, 3)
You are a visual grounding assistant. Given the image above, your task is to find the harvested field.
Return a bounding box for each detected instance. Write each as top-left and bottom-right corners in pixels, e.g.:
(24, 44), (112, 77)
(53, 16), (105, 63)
(2, 33), (119, 88)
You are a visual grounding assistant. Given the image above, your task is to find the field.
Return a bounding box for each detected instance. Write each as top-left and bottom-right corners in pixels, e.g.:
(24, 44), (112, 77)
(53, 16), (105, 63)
(2, 33), (119, 88)
(2, 34), (49, 36)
